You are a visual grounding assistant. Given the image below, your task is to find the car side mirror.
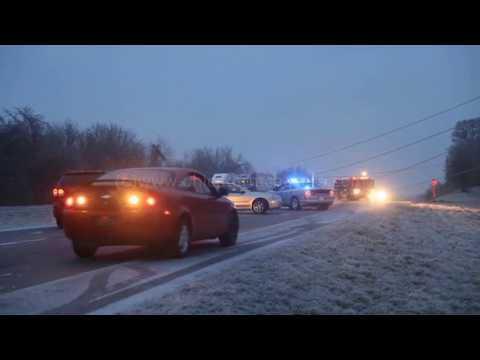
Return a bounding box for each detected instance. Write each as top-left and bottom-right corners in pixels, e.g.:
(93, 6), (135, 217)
(216, 187), (229, 197)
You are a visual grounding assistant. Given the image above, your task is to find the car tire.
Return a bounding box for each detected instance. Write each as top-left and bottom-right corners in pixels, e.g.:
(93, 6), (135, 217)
(55, 216), (63, 229)
(252, 198), (268, 214)
(219, 211), (239, 247)
(317, 204), (331, 211)
(290, 197), (301, 210)
(166, 217), (191, 258)
(72, 239), (97, 258)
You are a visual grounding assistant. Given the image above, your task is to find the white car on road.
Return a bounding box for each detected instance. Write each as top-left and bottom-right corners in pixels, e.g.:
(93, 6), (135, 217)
(220, 183), (282, 214)
(211, 173), (238, 186)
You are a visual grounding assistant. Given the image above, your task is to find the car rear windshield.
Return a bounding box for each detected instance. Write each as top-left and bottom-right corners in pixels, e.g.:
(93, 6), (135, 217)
(59, 173), (104, 186)
(97, 169), (175, 187)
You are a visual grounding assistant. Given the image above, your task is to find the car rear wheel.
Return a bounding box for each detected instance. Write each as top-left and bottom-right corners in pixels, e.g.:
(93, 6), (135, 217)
(317, 204), (331, 211)
(166, 218), (191, 258)
(219, 211), (239, 247)
(72, 239), (97, 258)
(252, 198), (268, 214)
(290, 197), (301, 210)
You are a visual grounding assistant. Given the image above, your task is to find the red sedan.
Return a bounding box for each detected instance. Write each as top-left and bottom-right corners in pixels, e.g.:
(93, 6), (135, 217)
(62, 167), (239, 258)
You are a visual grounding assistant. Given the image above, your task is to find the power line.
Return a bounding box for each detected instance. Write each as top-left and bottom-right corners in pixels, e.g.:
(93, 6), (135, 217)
(395, 164), (480, 192)
(290, 94), (480, 167)
(314, 152), (446, 181)
(374, 151), (447, 177)
(314, 127), (454, 175)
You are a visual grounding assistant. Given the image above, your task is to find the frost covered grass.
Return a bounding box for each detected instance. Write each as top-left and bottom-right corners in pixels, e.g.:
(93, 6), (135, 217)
(0, 205), (54, 231)
(123, 202), (480, 314)
(436, 186), (480, 208)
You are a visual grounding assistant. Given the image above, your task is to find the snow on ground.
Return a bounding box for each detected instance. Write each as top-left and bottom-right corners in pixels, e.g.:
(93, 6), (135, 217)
(0, 205), (55, 232)
(436, 186), (480, 208)
(121, 202), (480, 314)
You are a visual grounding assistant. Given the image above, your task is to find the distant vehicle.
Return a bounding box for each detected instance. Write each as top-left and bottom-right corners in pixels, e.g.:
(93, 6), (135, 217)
(249, 172), (276, 192)
(52, 170), (105, 229)
(211, 173), (238, 186)
(62, 167), (238, 258)
(334, 175), (375, 200)
(234, 172), (275, 192)
(236, 174), (252, 187)
(220, 183), (282, 214)
(273, 180), (335, 210)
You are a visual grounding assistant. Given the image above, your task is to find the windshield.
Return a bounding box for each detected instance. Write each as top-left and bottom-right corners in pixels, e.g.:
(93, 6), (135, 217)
(59, 173), (104, 186)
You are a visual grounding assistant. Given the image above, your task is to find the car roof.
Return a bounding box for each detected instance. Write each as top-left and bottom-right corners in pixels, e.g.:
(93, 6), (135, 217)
(103, 167), (206, 178)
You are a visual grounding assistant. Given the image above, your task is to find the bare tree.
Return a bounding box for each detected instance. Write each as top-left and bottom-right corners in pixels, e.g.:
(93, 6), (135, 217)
(184, 146), (253, 178)
(78, 123), (146, 170)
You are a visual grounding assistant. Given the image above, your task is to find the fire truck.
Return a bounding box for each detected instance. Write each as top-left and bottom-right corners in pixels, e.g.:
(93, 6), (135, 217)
(334, 172), (375, 200)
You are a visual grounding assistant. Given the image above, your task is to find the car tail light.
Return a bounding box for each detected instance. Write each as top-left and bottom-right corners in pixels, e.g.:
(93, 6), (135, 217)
(329, 190), (334, 197)
(53, 188), (65, 198)
(304, 190), (312, 197)
(126, 193), (157, 208)
(76, 195), (87, 206)
(65, 196), (74, 207)
(65, 195), (87, 207)
(127, 194), (140, 206)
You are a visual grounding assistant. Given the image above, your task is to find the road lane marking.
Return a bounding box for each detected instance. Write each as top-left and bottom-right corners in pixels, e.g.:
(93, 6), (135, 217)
(87, 229), (302, 304)
(0, 238), (46, 246)
(0, 213), (329, 314)
(0, 273), (12, 277)
(0, 204), (361, 314)
(88, 229), (320, 315)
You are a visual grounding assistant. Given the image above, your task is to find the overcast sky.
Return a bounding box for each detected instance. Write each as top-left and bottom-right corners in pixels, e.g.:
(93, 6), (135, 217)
(1, 45), (480, 196)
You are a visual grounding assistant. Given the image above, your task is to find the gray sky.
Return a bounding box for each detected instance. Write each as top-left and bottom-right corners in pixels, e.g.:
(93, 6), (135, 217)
(1, 45), (480, 196)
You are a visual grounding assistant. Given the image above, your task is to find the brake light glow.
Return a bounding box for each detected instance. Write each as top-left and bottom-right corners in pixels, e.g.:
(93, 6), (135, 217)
(329, 190), (334, 197)
(65, 197), (74, 207)
(127, 194), (140, 206)
(304, 190), (312, 197)
(146, 197), (156, 206)
(76, 195), (87, 206)
(53, 188), (58, 197)
(58, 188), (64, 196)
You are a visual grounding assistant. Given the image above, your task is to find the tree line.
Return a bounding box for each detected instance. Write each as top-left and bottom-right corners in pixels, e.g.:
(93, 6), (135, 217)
(0, 107), (253, 205)
(425, 116), (480, 199)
